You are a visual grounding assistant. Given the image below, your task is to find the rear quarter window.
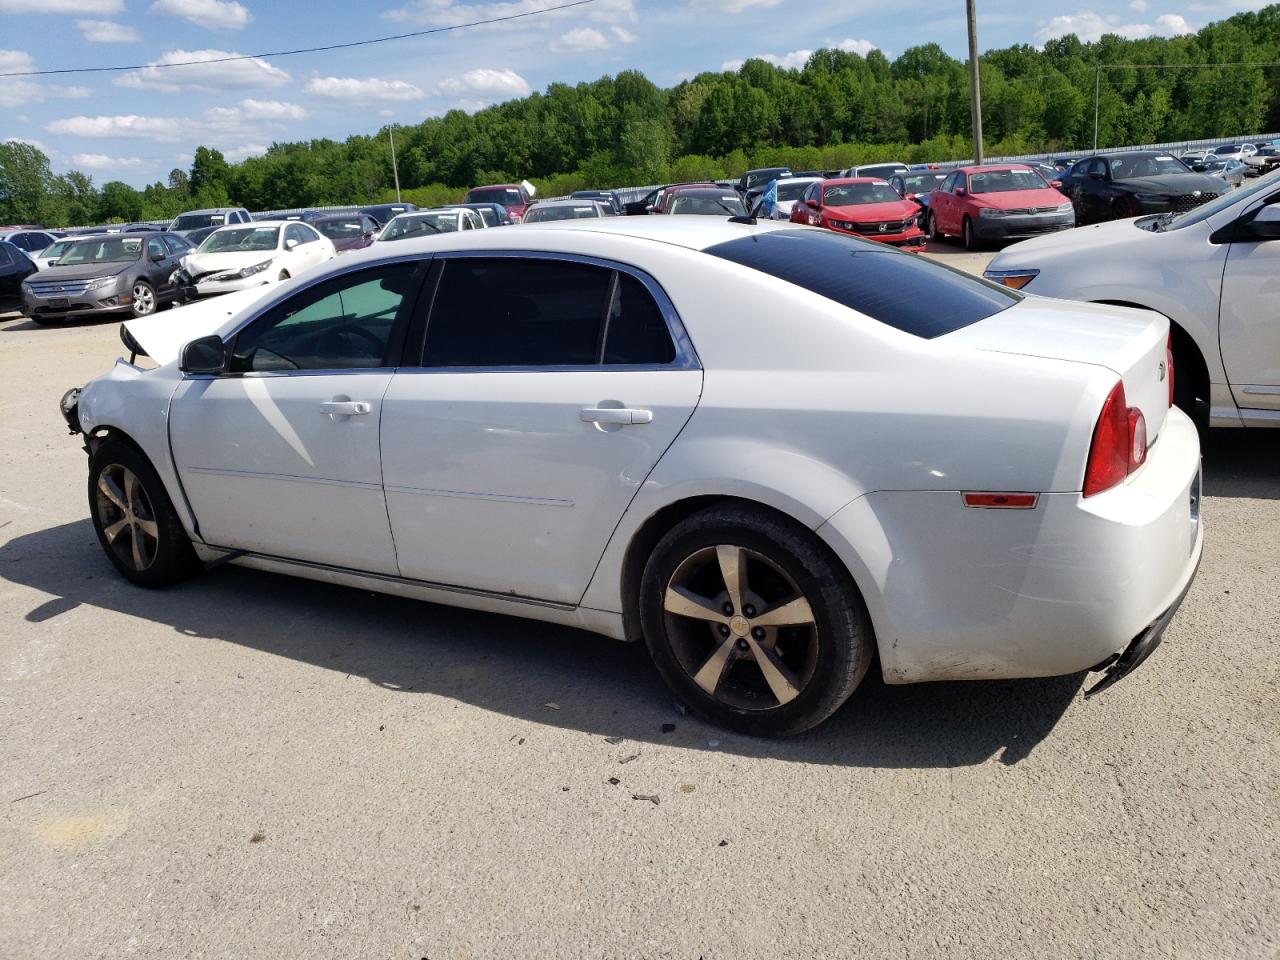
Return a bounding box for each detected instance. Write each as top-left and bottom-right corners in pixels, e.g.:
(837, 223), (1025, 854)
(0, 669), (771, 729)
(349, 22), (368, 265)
(704, 229), (1018, 339)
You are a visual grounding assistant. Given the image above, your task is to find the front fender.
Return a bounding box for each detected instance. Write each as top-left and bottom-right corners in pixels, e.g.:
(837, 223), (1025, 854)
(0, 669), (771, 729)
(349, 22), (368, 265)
(77, 361), (199, 539)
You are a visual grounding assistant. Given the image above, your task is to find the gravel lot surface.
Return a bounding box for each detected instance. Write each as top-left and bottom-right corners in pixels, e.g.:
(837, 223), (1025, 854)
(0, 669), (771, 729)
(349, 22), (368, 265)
(1, 240), (1276, 959)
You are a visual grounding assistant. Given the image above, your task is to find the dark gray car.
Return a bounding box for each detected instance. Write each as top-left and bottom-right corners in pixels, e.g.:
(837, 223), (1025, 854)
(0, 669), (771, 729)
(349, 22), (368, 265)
(21, 232), (190, 326)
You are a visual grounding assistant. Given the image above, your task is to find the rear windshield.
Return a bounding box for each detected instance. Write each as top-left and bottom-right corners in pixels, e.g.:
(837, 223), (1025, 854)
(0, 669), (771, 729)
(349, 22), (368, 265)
(704, 230), (1017, 339)
(467, 187), (522, 205)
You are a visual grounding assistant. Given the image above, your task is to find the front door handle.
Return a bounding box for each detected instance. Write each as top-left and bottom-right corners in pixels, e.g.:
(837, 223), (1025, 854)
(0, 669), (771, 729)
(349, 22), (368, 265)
(321, 400), (371, 416)
(580, 407), (653, 425)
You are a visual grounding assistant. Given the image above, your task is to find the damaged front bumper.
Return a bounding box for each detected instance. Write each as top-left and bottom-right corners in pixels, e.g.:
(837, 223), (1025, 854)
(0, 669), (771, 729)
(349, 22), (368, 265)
(60, 386), (82, 435)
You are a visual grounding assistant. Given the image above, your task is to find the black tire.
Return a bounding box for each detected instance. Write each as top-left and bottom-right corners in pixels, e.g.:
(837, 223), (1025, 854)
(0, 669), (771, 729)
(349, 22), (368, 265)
(639, 504), (874, 737)
(928, 209), (943, 241)
(1111, 196), (1137, 220)
(88, 439), (199, 588)
(962, 216), (980, 251)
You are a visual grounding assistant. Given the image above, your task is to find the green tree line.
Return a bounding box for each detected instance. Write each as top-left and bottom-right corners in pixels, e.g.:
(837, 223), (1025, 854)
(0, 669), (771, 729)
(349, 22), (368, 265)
(4, 4), (1279, 226)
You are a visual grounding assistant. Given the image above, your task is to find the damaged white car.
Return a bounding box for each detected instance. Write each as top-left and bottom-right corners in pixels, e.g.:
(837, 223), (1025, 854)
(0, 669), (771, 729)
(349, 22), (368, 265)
(61, 218), (1203, 735)
(174, 220), (336, 302)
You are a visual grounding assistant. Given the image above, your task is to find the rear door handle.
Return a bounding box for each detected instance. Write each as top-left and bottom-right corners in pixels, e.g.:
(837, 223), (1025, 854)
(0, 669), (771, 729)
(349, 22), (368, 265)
(580, 407), (653, 425)
(321, 400), (371, 416)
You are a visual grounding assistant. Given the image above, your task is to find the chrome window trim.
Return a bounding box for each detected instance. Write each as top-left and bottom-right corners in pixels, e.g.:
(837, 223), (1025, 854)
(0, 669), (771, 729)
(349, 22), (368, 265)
(407, 248), (701, 372)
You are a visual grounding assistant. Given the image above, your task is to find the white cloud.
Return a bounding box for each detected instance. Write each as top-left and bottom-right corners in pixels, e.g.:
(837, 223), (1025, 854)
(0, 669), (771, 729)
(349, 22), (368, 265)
(47, 99), (303, 142)
(1130, 0), (1149, 9)
(1155, 13), (1193, 33)
(239, 98), (308, 120)
(48, 114), (180, 139)
(149, 0), (250, 29)
(224, 143), (268, 161)
(837, 38), (877, 56)
(69, 152), (146, 168)
(0, 49), (35, 73)
(76, 19), (141, 42)
(0, 0), (121, 12)
(385, 0), (635, 27)
(723, 49), (813, 71)
(114, 49), (290, 92)
(690, 0), (781, 11)
(304, 76), (426, 101)
(611, 26), (637, 43)
(438, 67), (531, 98)
(1036, 10), (1195, 43)
(0, 53), (90, 107)
(550, 27), (609, 53)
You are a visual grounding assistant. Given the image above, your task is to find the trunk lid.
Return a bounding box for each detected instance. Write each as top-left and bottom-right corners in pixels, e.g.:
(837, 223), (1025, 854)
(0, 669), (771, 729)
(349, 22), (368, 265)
(946, 296), (1170, 439)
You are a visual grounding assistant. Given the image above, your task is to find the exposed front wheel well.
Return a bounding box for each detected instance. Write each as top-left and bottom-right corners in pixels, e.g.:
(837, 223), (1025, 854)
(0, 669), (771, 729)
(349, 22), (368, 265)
(86, 425), (147, 459)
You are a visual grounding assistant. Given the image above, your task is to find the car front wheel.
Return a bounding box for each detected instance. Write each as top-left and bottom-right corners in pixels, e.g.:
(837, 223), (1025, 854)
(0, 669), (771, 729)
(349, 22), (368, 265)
(928, 210), (943, 240)
(639, 504), (874, 737)
(89, 440), (199, 587)
(963, 216), (980, 251)
(131, 281), (156, 317)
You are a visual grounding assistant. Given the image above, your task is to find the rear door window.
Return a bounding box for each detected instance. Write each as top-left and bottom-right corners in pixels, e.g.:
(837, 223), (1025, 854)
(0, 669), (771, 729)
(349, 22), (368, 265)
(422, 258), (679, 367)
(704, 230), (1017, 339)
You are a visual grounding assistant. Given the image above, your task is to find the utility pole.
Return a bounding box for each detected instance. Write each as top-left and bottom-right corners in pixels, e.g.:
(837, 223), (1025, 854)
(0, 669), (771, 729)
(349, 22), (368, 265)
(389, 125), (402, 202)
(966, 0), (984, 164)
(1093, 66), (1101, 151)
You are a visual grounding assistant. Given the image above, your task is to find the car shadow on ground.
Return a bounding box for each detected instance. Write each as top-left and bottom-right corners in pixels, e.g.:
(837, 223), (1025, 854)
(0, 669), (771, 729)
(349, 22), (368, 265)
(1203, 428), (1280, 500)
(4, 518), (1082, 769)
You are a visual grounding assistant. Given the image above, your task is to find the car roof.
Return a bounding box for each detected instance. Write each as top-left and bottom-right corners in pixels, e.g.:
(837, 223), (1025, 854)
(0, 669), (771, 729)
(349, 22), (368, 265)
(361, 215), (797, 257)
(532, 199), (605, 208)
(957, 163), (1034, 173)
(774, 177), (821, 185)
(823, 177), (894, 185)
(469, 183), (522, 190)
(178, 207), (243, 214)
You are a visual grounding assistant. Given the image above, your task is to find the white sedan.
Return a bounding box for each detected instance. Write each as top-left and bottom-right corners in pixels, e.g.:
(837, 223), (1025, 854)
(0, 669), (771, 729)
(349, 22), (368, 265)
(985, 168), (1280, 428)
(179, 221), (336, 298)
(61, 218), (1202, 735)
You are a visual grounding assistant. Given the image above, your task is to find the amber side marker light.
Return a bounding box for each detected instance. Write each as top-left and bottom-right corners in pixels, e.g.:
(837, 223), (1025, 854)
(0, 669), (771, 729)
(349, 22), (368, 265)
(962, 492), (1039, 509)
(982, 268), (1039, 290)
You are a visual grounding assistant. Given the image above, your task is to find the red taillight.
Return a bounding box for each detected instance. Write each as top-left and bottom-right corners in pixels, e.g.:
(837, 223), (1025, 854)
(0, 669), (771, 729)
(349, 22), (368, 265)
(1166, 334), (1175, 407)
(1083, 381), (1148, 497)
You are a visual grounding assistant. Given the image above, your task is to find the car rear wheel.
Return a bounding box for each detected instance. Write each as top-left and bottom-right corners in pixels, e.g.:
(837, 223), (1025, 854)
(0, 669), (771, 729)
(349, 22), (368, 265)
(89, 440), (199, 588)
(131, 281), (156, 317)
(639, 504), (874, 737)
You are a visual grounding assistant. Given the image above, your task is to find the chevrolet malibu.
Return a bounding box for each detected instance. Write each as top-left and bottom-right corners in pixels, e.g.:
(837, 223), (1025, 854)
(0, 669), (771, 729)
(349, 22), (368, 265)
(61, 218), (1203, 736)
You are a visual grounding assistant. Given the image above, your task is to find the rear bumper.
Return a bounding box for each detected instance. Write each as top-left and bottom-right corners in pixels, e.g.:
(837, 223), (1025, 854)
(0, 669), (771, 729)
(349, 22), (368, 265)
(817, 406), (1203, 684)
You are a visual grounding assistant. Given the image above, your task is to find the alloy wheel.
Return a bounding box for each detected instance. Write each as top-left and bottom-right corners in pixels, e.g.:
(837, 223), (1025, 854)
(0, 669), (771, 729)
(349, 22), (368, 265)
(94, 464), (160, 571)
(132, 284), (155, 315)
(662, 544), (820, 711)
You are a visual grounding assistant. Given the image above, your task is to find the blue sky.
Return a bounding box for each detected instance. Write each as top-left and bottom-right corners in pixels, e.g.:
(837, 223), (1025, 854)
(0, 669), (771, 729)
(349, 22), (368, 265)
(0, 0), (1265, 186)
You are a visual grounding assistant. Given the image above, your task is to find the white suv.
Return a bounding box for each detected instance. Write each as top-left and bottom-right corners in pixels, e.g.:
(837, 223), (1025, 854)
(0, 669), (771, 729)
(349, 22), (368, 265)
(985, 169), (1280, 427)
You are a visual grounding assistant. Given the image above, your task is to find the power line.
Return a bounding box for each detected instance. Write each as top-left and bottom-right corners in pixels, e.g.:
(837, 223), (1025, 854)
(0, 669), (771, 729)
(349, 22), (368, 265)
(0, 0), (598, 78)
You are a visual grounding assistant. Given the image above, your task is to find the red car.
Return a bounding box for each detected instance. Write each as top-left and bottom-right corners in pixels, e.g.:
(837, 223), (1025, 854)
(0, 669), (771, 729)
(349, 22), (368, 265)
(790, 178), (926, 251)
(464, 183), (536, 222)
(926, 164), (1074, 250)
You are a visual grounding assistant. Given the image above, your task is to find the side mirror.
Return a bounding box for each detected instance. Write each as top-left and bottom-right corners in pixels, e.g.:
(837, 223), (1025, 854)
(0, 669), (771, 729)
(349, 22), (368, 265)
(954, 186), (967, 197)
(150, 253), (165, 262)
(1239, 204), (1280, 241)
(285, 238), (298, 250)
(805, 198), (820, 209)
(180, 335), (228, 375)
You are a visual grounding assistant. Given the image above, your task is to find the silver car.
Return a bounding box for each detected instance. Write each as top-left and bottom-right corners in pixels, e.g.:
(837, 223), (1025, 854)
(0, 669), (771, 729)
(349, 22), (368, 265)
(21, 233), (190, 326)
